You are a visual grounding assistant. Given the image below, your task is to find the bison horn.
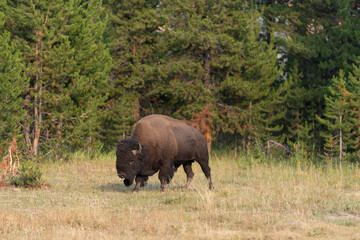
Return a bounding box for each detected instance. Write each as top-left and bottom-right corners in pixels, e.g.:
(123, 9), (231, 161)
(132, 141), (142, 157)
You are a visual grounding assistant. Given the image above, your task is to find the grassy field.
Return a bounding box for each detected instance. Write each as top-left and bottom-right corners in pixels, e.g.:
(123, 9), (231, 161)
(1, 153), (360, 240)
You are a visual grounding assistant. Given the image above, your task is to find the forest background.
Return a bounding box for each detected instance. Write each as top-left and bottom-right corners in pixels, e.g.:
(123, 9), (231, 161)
(1, 0), (360, 165)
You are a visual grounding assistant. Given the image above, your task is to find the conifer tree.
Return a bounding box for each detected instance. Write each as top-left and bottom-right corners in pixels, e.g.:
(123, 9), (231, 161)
(346, 63), (360, 161)
(317, 71), (354, 169)
(0, 12), (28, 147)
(101, 0), (165, 150)
(1, 0), (111, 156)
(322, 134), (338, 164)
(264, 0), (360, 156)
(216, 2), (284, 152)
(147, 0), (220, 119)
(281, 67), (320, 158)
(143, 0), (285, 153)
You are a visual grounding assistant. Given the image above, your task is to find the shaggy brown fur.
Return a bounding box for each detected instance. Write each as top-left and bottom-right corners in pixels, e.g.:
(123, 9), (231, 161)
(116, 114), (214, 192)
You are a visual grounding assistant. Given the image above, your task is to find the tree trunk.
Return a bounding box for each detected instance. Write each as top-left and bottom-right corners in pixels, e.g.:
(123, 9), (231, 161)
(32, 30), (43, 156)
(247, 101), (253, 155)
(33, 76), (39, 156)
(339, 115), (343, 172)
(234, 134), (237, 158)
(23, 94), (32, 152)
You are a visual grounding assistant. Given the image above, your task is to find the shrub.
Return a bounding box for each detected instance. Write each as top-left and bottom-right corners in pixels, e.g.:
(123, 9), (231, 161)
(7, 161), (45, 188)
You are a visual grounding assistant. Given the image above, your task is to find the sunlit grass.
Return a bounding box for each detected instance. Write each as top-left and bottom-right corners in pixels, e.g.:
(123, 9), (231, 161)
(1, 152), (360, 239)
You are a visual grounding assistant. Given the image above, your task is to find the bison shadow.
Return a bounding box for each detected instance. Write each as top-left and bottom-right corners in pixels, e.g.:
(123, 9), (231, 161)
(97, 182), (186, 193)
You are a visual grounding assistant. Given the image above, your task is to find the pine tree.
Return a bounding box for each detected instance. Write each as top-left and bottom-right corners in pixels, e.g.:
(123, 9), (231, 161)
(322, 134), (338, 164)
(0, 12), (28, 148)
(264, 0), (360, 156)
(217, 2), (284, 153)
(146, 0), (221, 119)
(101, 0), (165, 150)
(142, 0), (285, 153)
(346, 62), (360, 161)
(1, 0), (111, 157)
(281, 67), (320, 159)
(317, 70), (354, 169)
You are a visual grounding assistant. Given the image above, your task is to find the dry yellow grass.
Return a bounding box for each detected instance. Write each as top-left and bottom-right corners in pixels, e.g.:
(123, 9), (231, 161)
(1, 153), (360, 239)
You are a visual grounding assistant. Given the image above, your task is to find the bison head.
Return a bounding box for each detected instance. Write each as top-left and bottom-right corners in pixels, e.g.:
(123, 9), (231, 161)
(116, 138), (144, 187)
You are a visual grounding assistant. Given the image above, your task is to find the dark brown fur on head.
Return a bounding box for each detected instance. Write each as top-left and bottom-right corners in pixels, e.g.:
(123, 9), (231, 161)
(116, 138), (145, 187)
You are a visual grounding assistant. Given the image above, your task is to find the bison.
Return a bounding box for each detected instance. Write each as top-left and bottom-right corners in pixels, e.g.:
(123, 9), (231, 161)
(116, 114), (214, 192)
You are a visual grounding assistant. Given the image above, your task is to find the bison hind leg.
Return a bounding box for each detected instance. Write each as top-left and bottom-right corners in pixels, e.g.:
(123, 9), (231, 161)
(196, 158), (214, 190)
(183, 162), (194, 189)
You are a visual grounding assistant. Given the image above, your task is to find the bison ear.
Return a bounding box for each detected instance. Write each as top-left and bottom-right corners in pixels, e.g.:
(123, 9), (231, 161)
(132, 149), (140, 156)
(131, 141), (143, 159)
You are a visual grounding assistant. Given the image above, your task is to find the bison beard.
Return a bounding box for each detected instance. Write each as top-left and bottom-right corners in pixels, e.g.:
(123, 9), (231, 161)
(116, 114), (214, 192)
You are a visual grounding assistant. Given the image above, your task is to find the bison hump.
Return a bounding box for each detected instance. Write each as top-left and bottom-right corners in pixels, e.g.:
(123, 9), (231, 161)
(132, 116), (178, 157)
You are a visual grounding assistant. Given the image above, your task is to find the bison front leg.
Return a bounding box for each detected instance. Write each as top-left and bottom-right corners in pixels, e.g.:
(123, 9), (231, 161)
(133, 176), (148, 192)
(133, 178), (142, 192)
(158, 162), (175, 192)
